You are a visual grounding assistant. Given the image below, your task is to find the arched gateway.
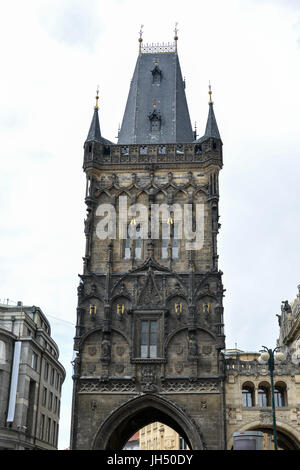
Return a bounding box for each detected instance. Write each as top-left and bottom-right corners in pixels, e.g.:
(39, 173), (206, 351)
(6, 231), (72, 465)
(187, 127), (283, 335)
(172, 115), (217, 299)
(92, 395), (203, 450)
(70, 34), (226, 450)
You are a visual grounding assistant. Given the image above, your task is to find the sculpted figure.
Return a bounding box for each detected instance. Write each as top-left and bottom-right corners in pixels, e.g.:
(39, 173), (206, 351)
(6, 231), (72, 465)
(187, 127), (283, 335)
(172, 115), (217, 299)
(188, 332), (198, 357)
(101, 335), (111, 360)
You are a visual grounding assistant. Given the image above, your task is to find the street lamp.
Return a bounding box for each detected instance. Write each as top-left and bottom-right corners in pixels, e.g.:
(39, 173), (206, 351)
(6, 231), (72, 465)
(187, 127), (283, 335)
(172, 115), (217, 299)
(259, 346), (284, 450)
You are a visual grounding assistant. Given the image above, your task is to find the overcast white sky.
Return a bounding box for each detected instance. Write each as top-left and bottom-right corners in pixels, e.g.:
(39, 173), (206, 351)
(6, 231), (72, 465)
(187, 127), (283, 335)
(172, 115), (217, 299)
(1, 0), (300, 449)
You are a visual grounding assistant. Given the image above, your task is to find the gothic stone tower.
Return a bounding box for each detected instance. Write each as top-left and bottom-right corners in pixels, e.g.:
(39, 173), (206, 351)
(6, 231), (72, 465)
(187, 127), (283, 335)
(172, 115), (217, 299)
(70, 36), (226, 450)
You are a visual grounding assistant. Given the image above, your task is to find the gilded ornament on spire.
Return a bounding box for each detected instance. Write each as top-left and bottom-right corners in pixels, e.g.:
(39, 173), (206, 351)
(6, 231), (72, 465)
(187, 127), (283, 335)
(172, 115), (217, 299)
(208, 81), (213, 104)
(95, 86), (99, 110)
(174, 22), (179, 52)
(138, 24), (144, 53)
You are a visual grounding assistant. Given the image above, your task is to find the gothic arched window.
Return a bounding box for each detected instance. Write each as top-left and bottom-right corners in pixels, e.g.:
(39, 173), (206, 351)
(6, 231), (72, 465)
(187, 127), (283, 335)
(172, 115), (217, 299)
(161, 219), (179, 259)
(124, 227), (131, 259)
(124, 224), (142, 260)
(135, 225), (142, 259)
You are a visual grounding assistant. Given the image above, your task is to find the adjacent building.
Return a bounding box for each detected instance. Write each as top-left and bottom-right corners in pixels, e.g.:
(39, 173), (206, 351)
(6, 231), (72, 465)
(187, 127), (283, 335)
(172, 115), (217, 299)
(224, 286), (300, 450)
(0, 302), (65, 449)
(139, 422), (188, 450)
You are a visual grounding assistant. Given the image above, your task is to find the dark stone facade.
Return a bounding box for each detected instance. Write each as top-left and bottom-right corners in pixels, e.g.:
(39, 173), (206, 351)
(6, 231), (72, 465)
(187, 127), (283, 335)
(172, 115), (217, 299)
(70, 47), (226, 450)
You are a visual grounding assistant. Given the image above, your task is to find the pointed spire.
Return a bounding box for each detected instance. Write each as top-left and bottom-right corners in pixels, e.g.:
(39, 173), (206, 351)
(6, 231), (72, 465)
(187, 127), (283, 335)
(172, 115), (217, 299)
(85, 87), (113, 144)
(197, 82), (221, 143)
(118, 43), (193, 144)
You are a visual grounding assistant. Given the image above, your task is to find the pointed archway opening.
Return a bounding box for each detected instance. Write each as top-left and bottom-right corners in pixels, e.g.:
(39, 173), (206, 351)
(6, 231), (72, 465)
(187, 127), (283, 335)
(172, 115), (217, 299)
(92, 395), (203, 450)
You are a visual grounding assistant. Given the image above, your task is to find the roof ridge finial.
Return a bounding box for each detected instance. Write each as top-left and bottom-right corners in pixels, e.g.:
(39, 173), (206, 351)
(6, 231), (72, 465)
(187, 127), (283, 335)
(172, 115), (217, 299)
(174, 22), (179, 52)
(208, 81), (213, 105)
(94, 85), (99, 110)
(138, 24), (144, 54)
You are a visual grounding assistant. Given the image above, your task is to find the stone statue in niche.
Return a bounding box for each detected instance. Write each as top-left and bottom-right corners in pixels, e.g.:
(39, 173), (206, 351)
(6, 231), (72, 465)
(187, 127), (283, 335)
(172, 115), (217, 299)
(188, 332), (198, 358)
(101, 334), (111, 361)
(84, 209), (93, 235)
(203, 303), (210, 323)
(77, 282), (84, 298)
(72, 353), (81, 376)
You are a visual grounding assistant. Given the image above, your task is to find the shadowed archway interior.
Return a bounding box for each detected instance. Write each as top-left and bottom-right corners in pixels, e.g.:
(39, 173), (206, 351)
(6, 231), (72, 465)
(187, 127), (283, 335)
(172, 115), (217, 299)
(106, 406), (191, 450)
(92, 395), (203, 450)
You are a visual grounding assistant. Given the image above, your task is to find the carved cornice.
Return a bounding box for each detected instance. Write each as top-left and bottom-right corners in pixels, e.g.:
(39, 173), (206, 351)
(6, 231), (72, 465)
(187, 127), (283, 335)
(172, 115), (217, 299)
(84, 142), (223, 173)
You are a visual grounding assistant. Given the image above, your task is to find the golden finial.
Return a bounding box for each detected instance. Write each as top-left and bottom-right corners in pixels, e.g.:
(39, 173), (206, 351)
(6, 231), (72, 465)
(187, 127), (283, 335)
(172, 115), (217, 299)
(153, 98), (157, 109)
(138, 24), (144, 54)
(208, 81), (213, 104)
(174, 22), (179, 52)
(95, 85), (99, 110)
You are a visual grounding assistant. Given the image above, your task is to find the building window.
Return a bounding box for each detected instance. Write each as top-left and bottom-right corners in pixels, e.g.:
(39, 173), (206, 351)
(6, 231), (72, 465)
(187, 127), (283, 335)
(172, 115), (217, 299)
(135, 225), (142, 259)
(258, 385), (270, 407)
(124, 225), (142, 260)
(44, 362), (49, 381)
(140, 145), (148, 155)
(152, 63), (162, 84)
(124, 227), (131, 259)
(54, 396), (58, 414)
(31, 352), (38, 370)
(158, 145), (166, 155)
(50, 367), (55, 385)
(274, 382), (287, 407)
(46, 418), (51, 442)
(141, 320), (157, 358)
(148, 109), (161, 133)
(121, 146), (129, 156)
(161, 221), (179, 259)
(242, 387), (254, 407)
(179, 436), (188, 450)
(42, 387), (47, 407)
(176, 144), (184, 154)
(151, 117), (161, 132)
(40, 414), (45, 440)
(52, 421), (56, 446)
(0, 340), (6, 364)
(48, 392), (53, 411)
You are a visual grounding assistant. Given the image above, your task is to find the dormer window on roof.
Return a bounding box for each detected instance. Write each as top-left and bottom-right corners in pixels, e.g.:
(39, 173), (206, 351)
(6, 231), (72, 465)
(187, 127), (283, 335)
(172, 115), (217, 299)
(148, 108), (161, 132)
(151, 60), (162, 84)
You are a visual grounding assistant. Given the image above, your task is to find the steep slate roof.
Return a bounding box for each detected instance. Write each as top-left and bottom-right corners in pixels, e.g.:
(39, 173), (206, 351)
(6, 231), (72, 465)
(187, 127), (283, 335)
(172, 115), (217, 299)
(86, 107), (113, 145)
(197, 101), (222, 143)
(118, 52), (194, 145)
